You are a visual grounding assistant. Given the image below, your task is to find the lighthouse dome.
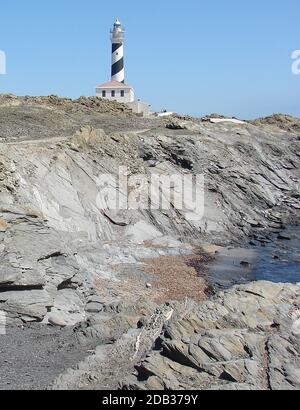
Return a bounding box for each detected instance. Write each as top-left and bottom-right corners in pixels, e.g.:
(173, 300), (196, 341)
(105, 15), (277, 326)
(114, 19), (121, 26)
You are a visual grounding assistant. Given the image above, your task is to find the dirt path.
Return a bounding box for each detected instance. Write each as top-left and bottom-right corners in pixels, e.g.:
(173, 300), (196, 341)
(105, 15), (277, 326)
(2, 128), (151, 146)
(3, 135), (69, 146)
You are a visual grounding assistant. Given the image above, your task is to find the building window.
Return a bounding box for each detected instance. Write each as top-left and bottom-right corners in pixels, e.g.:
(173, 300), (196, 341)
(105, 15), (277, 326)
(120, 90), (125, 97)
(111, 90), (115, 97)
(102, 90), (106, 98)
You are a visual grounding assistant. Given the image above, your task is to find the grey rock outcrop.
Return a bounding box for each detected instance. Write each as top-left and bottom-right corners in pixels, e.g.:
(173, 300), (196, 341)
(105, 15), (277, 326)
(0, 97), (299, 324)
(50, 281), (300, 390)
(124, 281), (300, 391)
(0, 96), (299, 390)
(250, 114), (300, 134)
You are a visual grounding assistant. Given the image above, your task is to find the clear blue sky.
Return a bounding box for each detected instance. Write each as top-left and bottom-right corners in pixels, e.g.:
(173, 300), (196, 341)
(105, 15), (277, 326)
(0, 0), (299, 118)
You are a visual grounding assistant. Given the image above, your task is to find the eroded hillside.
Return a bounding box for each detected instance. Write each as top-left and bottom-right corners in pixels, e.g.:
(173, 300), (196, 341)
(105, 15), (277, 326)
(0, 94), (299, 390)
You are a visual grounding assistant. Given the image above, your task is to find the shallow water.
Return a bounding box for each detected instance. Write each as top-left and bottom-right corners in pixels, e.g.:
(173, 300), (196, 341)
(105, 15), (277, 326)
(251, 226), (300, 284)
(207, 226), (300, 290)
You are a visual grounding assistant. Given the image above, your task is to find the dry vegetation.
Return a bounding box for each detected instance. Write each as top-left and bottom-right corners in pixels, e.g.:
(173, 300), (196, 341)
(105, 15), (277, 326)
(141, 248), (214, 304)
(94, 247), (214, 305)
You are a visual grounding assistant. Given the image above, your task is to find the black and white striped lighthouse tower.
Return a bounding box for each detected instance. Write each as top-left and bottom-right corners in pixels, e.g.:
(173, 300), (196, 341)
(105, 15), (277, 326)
(96, 19), (150, 115)
(111, 19), (125, 83)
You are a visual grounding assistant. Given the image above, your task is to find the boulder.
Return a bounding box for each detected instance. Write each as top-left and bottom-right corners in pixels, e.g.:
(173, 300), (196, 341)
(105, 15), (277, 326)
(0, 290), (51, 321)
(48, 314), (67, 328)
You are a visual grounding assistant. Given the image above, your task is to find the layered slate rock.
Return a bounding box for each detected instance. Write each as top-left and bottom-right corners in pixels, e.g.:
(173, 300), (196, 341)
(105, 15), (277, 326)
(0, 96), (299, 342)
(50, 281), (300, 391)
(0, 289), (51, 321)
(125, 282), (300, 391)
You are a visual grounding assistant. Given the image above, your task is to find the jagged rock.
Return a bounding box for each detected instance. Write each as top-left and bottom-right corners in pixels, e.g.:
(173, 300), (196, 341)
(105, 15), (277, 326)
(267, 333), (300, 390)
(165, 118), (201, 131)
(278, 233), (292, 240)
(0, 289), (51, 321)
(0, 264), (45, 289)
(43, 289), (85, 327)
(250, 114), (300, 133)
(124, 281), (300, 391)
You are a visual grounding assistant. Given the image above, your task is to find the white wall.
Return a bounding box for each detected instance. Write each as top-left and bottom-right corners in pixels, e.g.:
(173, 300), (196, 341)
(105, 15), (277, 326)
(127, 101), (151, 116)
(96, 87), (134, 103)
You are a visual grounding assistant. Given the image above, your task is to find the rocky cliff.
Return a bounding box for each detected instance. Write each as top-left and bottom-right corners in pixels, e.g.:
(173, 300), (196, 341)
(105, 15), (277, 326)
(0, 94), (299, 390)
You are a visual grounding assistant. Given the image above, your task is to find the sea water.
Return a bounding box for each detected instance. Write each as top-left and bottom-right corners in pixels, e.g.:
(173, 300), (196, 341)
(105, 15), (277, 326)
(251, 226), (300, 283)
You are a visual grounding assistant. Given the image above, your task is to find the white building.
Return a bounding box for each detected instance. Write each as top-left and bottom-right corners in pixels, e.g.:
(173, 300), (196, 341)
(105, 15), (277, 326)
(96, 80), (134, 103)
(96, 19), (150, 116)
(127, 100), (151, 116)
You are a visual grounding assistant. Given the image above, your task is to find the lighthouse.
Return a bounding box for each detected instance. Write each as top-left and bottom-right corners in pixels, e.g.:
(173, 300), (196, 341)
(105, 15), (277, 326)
(96, 19), (134, 103)
(111, 19), (125, 83)
(96, 19), (151, 115)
